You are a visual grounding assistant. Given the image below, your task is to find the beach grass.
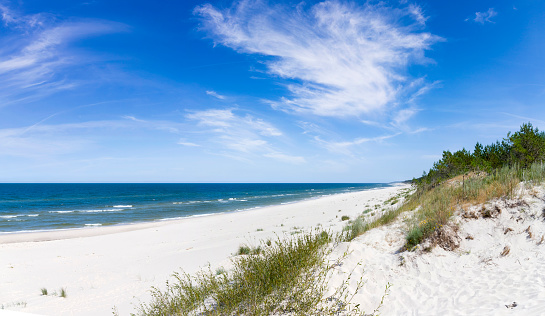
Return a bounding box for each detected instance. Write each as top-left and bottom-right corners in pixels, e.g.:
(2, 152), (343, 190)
(405, 162), (545, 249)
(136, 230), (378, 316)
(341, 187), (415, 242)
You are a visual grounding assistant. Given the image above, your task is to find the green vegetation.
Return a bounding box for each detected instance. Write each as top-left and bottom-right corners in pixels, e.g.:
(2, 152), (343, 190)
(344, 123), (545, 249)
(405, 122), (545, 249)
(41, 288), (48, 296)
(59, 287), (67, 298)
(237, 245), (262, 256)
(341, 215), (350, 221)
(405, 162), (545, 249)
(342, 188), (415, 242)
(417, 123), (545, 189)
(136, 231), (377, 316)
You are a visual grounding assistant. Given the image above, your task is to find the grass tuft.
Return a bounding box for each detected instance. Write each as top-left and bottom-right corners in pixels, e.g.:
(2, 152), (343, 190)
(41, 288), (48, 296)
(136, 230), (379, 316)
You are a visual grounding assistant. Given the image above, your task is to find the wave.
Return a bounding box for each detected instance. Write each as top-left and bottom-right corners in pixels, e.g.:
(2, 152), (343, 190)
(83, 209), (124, 213)
(84, 223), (102, 227)
(0, 215), (19, 219)
(48, 208), (125, 214)
(113, 205), (132, 208)
(0, 214), (40, 220)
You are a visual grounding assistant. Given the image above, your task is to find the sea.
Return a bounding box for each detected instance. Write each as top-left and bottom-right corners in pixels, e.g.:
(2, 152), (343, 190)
(0, 183), (391, 233)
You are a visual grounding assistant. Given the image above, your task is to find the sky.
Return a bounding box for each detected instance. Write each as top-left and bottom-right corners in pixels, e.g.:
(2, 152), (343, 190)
(0, 0), (544, 183)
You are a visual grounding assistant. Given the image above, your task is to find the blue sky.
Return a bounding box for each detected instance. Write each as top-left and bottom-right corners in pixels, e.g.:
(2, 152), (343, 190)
(1, 0), (544, 183)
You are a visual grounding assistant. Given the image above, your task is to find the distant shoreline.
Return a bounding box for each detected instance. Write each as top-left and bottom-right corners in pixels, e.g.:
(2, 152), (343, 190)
(0, 183), (404, 244)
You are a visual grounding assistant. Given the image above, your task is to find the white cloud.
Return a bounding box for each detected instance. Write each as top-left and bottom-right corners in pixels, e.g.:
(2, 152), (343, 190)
(185, 108), (304, 163)
(206, 90), (226, 100)
(314, 133), (401, 156)
(473, 8), (497, 24)
(195, 0), (440, 118)
(177, 140), (201, 147)
(0, 4), (127, 106)
(186, 108), (282, 136)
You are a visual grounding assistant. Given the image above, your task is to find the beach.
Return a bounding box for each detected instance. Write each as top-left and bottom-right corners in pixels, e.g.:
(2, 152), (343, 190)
(4, 181), (545, 315)
(0, 184), (408, 315)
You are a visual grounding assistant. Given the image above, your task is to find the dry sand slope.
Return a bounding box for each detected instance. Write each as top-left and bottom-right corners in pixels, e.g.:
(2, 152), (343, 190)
(327, 183), (545, 315)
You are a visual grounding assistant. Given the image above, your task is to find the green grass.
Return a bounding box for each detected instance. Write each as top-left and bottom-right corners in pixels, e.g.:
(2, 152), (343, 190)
(41, 288), (48, 296)
(405, 162), (545, 250)
(341, 215), (350, 221)
(237, 245), (262, 256)
(59, 287), (67, 298)
(341, 189), (417, 242)
(136, 230), (381, 316)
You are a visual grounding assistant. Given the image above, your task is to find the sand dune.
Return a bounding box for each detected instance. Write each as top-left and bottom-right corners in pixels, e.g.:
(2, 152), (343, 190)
(326, 183), (545, 315)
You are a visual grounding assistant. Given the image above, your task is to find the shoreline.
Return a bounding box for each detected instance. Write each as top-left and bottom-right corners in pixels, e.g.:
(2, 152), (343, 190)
(0, 184), (409, 315)
(0, 183), (402, 244)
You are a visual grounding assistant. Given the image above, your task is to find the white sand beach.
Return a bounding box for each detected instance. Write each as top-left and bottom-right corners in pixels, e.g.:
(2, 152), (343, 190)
(0, 185), (407, 315)
(2, 182), (545, 316)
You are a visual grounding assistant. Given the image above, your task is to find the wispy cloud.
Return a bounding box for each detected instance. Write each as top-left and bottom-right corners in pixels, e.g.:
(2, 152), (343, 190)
(206, 90), (227, 100)
(0, 4), (127, 106)
(177, 139), (201, 147)
(314, 133), (401, 157)
(195, 0), (440, 118)
(0, 115), (188, 158)
(470, 8), (497, 24)
(186, 108), (304, 163)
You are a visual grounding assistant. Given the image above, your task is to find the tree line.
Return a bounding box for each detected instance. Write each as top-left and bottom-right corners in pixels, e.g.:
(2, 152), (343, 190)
(416, 122), (545, 188)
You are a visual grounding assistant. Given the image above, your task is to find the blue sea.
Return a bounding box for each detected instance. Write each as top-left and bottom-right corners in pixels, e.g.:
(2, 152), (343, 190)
(0, 183), (390, 233)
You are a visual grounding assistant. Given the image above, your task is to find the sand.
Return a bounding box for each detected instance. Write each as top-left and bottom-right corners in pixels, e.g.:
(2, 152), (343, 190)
(0, 184), (408, 315)
(3, 181), (544, 316)
(325, 182), (545, 315)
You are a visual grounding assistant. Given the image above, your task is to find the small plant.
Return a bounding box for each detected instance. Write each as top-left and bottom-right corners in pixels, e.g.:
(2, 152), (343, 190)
(215, 267), (226, 275)
(341, 215), (350, 221)
(41, 288), (48, 296)
(237, 245), (251, 255)
(256, 228), (263, 232)
(59, 287), (67, 298)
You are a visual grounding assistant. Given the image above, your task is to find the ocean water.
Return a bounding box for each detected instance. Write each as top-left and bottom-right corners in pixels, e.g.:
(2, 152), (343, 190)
(0, 183), (390, 233)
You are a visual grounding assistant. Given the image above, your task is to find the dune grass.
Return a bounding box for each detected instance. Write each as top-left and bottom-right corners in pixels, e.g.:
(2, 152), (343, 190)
(341, 162), (545, 250)
(405, 162), (545, 249)
(136, 230), (378, 316)
(341, 187), (416, 242)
